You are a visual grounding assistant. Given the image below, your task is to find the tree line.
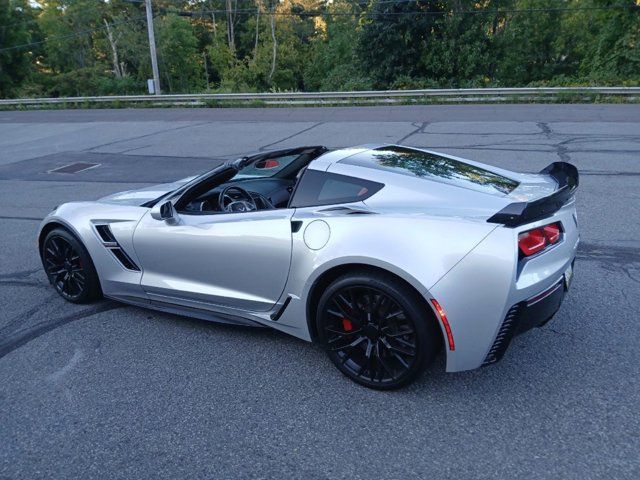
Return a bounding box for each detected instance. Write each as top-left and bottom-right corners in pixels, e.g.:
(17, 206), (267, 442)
(1, 0), (638, 98)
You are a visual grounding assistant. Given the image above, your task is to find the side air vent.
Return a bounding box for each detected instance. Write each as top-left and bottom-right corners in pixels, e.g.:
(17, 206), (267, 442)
(94, 224), (141, 272)
(110, 247), (140, 271)
(95, 224), (117, 243)
(482, 303), (523, 366)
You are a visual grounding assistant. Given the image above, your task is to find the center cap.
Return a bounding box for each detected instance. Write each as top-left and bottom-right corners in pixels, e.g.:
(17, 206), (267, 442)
(363, 324), (380, 341)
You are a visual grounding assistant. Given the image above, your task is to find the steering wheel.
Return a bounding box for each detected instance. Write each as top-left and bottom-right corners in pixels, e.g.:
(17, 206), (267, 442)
(218, 185), (258, 213)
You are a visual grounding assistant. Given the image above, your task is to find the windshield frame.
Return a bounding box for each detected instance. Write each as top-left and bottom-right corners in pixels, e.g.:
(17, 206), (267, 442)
(141, 146), (329, 208)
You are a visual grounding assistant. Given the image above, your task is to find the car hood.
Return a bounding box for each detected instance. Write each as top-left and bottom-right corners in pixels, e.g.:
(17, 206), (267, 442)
(98, 176), (196, 206)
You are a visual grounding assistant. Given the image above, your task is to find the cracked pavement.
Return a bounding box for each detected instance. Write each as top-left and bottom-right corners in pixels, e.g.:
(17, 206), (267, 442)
(0, 105), (639, 479)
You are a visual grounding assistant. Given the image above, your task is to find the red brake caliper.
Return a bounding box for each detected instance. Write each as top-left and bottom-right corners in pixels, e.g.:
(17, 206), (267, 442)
(342, 318), (353, 332)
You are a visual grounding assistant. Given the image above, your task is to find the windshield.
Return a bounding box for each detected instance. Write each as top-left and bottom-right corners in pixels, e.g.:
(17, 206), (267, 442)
(235, 154), (300, 179)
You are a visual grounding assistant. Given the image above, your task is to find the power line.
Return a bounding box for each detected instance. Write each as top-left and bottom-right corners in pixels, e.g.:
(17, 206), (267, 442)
(0, 13), (149, 54)
(0, 15), (40, 31)
(2, 1), (634, 29)
(189, 4), (639, 18)
(1, 2), (635, 53)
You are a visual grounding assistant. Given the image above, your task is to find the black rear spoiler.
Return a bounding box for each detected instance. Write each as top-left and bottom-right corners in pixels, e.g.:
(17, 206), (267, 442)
(487, 162), (579, 228)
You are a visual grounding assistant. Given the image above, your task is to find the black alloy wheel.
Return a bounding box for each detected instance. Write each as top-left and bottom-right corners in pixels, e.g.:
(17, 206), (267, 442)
(317, 272), (439, 390)
(41, 228), (102, 303)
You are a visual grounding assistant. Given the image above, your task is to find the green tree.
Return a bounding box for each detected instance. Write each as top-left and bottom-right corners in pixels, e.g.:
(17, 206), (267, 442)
(304, 1), (373, 91)
(418, 0), (492, 87)
(581, 0), (640, 80)
(157, 13), (204, 92)
(358, 1), (447, 87)
(493, 0), (568, 85)
(38, 0), (104, 73)
(0, 0), (39, 97)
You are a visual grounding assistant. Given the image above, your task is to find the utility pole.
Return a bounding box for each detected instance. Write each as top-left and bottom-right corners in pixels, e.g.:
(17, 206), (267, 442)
(144, 0), (161, 95)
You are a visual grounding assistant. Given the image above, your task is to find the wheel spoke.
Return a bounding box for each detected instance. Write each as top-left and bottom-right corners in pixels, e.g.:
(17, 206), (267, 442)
(340, 346), (359, 365)
(371, 293), (383, 318)
(386, 344), (415, 357)
(367, 343), (379, 381)
(364, 339), (373, 358)
(71, 273), (85, 287)
(45, 247), (61, 261)
(50, 238), (61, 256)
(380, 338), (411, 368)
(334, 293), (355, 318)
(326, 308), (343, 318)
(326, 330), (362, 345)
(331, 335), (366, 353)
(62, 275), (71, 292)
(387, 335), (416, 349)
(385, 309), (404, 321)
(63, 242), (72, 259)
(376, 347), (396, 378)
(330, 296), (361, 326)
(45, 257), (60, 268)
(383, 328), (415, 338)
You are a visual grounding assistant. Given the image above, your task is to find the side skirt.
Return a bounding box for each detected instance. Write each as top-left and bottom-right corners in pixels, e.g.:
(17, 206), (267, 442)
(105, 294), (266, 327)
(103, 294), (309, 338)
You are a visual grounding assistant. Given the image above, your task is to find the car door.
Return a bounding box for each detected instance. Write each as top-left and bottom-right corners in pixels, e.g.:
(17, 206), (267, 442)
(133, 207), (294, 312)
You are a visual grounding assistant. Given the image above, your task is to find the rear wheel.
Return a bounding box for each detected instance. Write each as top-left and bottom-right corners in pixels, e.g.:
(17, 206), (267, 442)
(41, 228), (102, 303)
(317, 271), (439, 390)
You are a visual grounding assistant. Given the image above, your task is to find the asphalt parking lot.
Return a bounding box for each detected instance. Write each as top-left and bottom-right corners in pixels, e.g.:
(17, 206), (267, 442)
(1, 104), (639, 479)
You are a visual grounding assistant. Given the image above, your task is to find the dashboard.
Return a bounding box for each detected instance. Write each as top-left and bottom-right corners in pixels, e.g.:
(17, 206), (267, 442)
(184, 178), (295, 213)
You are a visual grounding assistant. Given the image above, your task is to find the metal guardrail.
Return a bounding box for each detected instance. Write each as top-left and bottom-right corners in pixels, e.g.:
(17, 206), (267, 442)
(1, 87), (638, 106)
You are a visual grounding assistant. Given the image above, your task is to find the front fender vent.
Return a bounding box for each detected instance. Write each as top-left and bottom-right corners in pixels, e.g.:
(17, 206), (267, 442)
(95, 224), (116, 243)
(94, 224), (140, 272)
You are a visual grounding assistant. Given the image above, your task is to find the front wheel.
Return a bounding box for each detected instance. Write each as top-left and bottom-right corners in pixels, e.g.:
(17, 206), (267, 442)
(317, 271), (440, 390)
(41, 228), (102, 304)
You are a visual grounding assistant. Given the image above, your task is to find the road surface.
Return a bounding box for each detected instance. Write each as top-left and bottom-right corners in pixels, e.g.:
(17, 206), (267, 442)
(1, 104), (639, 479)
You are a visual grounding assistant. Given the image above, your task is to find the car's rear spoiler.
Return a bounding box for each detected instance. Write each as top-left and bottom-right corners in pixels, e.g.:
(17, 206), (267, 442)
(487, 162), (579, 228)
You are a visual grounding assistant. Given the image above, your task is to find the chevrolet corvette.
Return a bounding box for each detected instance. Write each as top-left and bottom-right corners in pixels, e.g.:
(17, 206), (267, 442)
(38, 145), (579, 389)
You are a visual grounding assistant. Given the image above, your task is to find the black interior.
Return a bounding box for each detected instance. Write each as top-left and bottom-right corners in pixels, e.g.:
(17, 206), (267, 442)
(178, 146), (327, 214)
(183, 177), (295, 213)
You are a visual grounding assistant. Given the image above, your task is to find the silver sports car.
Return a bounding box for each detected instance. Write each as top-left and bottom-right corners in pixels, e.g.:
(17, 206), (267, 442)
(38, 145), (579, 389)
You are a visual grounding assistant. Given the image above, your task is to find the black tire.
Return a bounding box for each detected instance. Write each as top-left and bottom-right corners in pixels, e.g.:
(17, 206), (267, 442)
(41, 227), (102, 304)
(317, 270), (439, 390)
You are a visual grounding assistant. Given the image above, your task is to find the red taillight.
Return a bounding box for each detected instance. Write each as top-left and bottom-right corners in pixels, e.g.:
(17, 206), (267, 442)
(543, 223), (561, 244)
(518, 222), (562, 257)
(518, 228), (546, 256)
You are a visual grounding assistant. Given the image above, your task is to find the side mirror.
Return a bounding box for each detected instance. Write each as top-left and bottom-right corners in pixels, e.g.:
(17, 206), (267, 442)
(150, 201), (177, 224)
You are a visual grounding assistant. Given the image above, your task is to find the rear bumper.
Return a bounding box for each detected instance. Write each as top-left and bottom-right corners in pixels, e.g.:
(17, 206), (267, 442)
(482, 263), (572, 366)
(429, 199), (578, 373)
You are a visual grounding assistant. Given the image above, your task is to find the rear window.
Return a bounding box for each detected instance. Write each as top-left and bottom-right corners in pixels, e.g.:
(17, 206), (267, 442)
(290, 170), (383, 208)
(341, 146), (519, 195)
